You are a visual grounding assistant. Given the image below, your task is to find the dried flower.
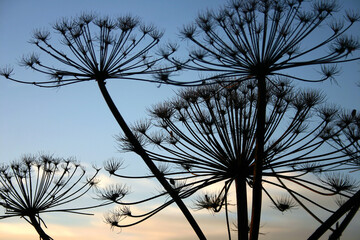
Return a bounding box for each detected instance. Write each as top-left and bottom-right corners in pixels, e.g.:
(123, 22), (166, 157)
(0, 154), (112, 240)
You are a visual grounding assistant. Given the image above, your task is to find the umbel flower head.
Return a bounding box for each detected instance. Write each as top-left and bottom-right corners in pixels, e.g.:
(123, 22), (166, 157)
(0, 13), (180, 86)
(309, 131), (360, 239)
(0, 13), (207, 238)
(176, 0), (360, 83)
(113, 79), (359, 234)
(171, 1), (360, 238)
(0, 154), (112, 240)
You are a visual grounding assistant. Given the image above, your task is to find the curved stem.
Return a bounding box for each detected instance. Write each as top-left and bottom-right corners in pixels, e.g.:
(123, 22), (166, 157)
(224, 190), (232, 240)
(29, 215), (53, 240)
(97, 80), (206, 240)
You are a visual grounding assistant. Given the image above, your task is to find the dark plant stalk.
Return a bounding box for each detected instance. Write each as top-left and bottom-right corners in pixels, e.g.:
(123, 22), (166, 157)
(235, 175), (248, 240)
(250, 76), (266, 240)
(120, 78), (360, 239)
(328, 202), (360, 240)
(96, 79), (206, 240)
(224, 189), (232, 240)
(308, 189), (360, 240)
(29, 215), (53, 240)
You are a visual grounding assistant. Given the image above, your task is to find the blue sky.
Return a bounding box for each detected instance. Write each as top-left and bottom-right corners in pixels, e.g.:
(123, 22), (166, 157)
(0, 0), (360, 239)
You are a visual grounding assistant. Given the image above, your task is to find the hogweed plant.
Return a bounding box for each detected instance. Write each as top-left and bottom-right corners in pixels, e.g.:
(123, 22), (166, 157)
(0, 154), (112, 240)
(1, 1), (359, 238)
(0, 14), (205, 238)
(309, 111), (360, 239)
(107, 79), (359, 239)
(166, 0), (360, 238)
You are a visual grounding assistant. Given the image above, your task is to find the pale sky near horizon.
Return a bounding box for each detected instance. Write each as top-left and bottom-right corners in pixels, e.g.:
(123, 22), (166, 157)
(0, 0), (360, 239)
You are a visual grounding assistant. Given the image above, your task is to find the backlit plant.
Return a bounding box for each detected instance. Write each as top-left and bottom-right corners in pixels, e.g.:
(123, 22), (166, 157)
(0, 154), (112, 240)
(107, 79), (359, 239)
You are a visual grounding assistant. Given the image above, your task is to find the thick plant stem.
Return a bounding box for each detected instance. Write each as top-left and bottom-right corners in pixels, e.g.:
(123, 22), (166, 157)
(308, 189), (360, 240)
(328, 202), (360, 240)
(29, 215), (52, 240)
(236, 175), (249, 240)
(249, 76), (266, 240)
(97, 80), (206, 240)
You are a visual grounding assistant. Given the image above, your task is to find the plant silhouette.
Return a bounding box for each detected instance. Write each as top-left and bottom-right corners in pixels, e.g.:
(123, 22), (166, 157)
(0, 13), (205, 239)
(0, 154), (113, 240)
(111, 79), (359, 239)
(309, 114), (360, 239)
(1, 0), (359, 238)
(164, 0), (360, 238)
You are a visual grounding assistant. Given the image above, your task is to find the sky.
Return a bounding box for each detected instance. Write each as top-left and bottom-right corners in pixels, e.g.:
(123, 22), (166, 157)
(0, 0), (360, 239)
